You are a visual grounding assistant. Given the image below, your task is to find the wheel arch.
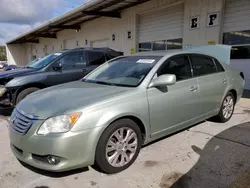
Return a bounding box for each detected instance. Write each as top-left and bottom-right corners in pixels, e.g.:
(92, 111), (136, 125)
(229, 89), (237, 101)
(13, 83), (46, 103)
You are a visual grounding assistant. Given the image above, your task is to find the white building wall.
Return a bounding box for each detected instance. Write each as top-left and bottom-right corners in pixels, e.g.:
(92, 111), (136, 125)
(8, 0), (227, 65)
(183, 0), (224, 47)
(6, 44), (29, 65)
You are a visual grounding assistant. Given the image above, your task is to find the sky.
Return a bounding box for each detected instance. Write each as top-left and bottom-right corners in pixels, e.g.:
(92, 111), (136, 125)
(0, 0), (88, 45)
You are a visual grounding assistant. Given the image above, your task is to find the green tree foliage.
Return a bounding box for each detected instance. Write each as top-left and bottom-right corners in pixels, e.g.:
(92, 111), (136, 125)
(0, 46), (7, 61)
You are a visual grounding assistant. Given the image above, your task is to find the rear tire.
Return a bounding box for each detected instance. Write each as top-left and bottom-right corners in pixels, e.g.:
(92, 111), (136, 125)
(95, 119), (142, 174)
(16, 87), (40, 105)
(216, 92), (235, 123)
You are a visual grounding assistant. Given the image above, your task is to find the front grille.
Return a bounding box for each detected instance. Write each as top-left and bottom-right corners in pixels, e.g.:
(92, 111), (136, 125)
(10, 108), (39, 135)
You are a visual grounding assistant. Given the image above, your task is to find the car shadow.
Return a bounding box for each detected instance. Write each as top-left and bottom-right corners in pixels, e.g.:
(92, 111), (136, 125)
(18, 160), (89, 178)
(169, 121), (250, 188)
(242, 90), (250, 99)
(143, 121), (206, 148)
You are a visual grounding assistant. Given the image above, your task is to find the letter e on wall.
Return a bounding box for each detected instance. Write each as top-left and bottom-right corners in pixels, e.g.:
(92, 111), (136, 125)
(190, 16), (200, 30)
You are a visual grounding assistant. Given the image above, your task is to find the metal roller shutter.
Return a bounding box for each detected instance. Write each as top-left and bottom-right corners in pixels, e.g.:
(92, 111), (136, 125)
(224, 0), (250, 90)
(138, 4), (184, 43)
(91, 39), (110, 48)
(64, 40), (77, 49)
(224, 0), (250, 33)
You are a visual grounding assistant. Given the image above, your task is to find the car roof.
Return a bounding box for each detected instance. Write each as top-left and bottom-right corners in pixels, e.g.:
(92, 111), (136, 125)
(69, 47), (117, 53)
(133, 49), (221, 59)
(133, 50), (182, 56)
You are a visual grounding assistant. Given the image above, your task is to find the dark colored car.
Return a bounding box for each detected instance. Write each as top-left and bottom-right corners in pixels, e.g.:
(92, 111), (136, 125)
(0, 61), (8, 69)
(0, 48), (123, 106)
(4, 65), (19, 71)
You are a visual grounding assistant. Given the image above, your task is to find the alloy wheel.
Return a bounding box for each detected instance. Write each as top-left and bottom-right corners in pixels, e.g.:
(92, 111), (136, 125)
(106, 127), (138, 168)
(222, 96), (234, 119)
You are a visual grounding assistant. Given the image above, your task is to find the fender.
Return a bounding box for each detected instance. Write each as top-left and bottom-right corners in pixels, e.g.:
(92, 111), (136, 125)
(5, 74), (47, 88)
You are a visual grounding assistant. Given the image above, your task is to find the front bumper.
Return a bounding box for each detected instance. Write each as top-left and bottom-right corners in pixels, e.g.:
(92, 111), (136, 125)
(0, 86), (12, 107)
(9, 120), (102, 172)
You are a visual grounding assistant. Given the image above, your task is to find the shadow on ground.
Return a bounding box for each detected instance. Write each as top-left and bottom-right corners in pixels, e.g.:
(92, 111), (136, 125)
(242, 90), (250, 99)
(168, 122), (250, 188)
(19, 160), (89, 178)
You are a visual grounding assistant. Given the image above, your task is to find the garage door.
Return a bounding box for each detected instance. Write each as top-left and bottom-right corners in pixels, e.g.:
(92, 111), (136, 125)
(47, 45), (54, 55)
(91, 39), (110, 48)
(223, 0), (250, 90)
(64, 40), (77, 49)
(138, 4), (184, 51)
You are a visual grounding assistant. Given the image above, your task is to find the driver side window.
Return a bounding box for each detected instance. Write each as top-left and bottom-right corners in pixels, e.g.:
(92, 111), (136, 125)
(157, 55), (192, 81)
(58, 52), (86, 70)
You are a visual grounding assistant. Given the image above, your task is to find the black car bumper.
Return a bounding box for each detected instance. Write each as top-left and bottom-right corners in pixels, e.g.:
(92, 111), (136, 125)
(0, 88), (14, 107)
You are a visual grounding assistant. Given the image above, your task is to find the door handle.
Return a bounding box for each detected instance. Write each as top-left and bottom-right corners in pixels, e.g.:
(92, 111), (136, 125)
(221, 79), (227, 84)
(189, 86), (198, 92)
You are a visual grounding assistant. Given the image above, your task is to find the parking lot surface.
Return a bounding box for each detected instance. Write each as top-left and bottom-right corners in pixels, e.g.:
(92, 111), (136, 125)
(0, 100), (250, 188)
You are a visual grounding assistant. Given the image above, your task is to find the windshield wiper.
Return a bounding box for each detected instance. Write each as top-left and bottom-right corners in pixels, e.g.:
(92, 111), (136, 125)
(82, 79), (115, 86)
(94, 81), (116, 86)
(26, 66), (36, 69)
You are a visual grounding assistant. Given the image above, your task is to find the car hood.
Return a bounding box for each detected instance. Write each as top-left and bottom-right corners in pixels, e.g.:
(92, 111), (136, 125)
(0, 68), (37, 79)
(17, 81), (131, 119)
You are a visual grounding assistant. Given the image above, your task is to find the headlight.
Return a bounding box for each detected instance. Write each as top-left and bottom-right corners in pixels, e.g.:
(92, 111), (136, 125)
(0, 87), (6, 97)
(37, 113), (81, 135)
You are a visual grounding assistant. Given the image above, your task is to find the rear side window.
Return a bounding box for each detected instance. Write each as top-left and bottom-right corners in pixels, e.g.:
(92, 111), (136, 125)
(190, 55), (217, 76)
(214, 59), (225, 72)
(88, 51), (106, 66)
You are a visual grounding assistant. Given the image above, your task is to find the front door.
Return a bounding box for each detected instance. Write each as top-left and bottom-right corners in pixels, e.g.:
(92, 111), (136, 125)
(46, 51), (88, 86)
(147, 55), (200, 137)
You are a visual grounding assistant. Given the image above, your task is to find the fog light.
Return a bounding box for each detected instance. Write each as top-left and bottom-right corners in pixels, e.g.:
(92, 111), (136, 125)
(47, 156), (60, 165)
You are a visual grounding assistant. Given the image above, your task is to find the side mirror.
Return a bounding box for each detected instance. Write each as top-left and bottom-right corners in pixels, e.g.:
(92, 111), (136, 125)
(149, 74), (176, 88)
(52, 62), (62, 71)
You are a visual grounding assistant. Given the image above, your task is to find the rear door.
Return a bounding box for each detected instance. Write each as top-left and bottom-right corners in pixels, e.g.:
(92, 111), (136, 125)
(190, 54), (228, 115)
(86, 51), (107, 72)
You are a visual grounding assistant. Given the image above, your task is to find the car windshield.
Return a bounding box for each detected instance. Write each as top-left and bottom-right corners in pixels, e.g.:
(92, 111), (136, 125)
(27, 53), (63, 69)
(83, 56), (162, 87)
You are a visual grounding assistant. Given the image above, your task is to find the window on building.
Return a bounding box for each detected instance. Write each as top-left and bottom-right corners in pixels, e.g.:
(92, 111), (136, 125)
(88, 51), (106, 66)
(167, 38), (183, 50)
(139, 38), (183, 52)
(231, 46), (250, 59)
(139, 42), (152, 52)
(157, 55), (192, 81)
(153, 41), (166, 51)
(191, 55), (217, 76)
(223, 30), (250, 59)
(223, 30), (250, 45)
(59, 52), (86, 70)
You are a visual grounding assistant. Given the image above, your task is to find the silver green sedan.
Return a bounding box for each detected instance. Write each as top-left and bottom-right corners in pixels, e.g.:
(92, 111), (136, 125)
(9, 45), (244, 174)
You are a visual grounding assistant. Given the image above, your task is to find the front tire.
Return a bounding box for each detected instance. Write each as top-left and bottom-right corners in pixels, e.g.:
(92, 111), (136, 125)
(16, 87), (40, 105)
(217, 92), (235, 122)
(95, 119), (142, 174)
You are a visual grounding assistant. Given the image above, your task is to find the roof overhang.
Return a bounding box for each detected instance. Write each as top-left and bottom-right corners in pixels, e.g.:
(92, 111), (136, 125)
(7, 0), (150, 45)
